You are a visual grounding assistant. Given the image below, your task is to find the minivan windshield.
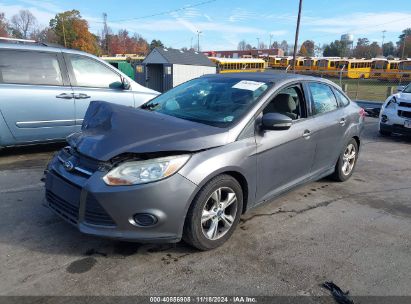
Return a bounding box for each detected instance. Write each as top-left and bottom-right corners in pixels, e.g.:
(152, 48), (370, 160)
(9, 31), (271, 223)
(141, 77), (270, 127)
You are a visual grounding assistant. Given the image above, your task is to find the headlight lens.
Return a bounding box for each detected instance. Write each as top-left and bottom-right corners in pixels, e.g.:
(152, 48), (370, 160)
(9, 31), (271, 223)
(103, 155), (190, 186)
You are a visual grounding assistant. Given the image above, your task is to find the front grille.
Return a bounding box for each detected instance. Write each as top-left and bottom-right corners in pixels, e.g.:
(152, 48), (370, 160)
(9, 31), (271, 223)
(46, 190), (79, 225)
(399, 102), (411, 108)
(398, 110), (411, 118)
(85, 195), (116, 227)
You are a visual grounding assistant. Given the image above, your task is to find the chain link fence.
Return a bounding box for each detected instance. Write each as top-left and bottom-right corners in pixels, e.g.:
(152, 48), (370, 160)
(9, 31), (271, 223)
(267, 68), (411, 102)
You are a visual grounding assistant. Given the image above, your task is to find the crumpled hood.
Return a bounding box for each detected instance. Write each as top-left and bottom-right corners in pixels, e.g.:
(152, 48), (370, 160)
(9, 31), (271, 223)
(67, 101), (229, 161)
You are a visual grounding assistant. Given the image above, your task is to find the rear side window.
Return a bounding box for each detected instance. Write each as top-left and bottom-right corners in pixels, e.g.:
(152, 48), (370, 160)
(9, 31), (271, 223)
(0, 50), (63, 86)
(308, 82), (338, 115)
(333, 89), (350, 107)
(68, 55), (121, 88)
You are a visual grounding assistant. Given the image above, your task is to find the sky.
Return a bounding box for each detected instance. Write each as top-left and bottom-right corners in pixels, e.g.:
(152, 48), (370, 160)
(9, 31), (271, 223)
(1, 0), (410, 51)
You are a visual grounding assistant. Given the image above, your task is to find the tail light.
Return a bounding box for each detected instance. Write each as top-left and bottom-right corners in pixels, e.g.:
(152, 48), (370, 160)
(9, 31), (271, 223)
(359, 108), (366, 118)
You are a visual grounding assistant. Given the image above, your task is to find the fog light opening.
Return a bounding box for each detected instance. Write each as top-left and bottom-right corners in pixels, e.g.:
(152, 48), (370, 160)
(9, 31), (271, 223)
(132, 213), (158, 227)
(381, 115), (388, 123)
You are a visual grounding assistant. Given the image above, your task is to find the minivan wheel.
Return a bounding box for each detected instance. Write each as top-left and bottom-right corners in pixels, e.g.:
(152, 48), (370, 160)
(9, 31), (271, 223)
(331, 139), (359, 182)
(183, 174), (243, 251)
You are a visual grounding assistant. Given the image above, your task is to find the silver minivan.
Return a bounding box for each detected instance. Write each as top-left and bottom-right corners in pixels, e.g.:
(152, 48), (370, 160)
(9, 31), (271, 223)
(0, 40), (158, 149)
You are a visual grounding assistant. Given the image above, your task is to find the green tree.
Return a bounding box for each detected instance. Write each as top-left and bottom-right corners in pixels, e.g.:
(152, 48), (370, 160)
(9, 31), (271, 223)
(50, 10), (99, 54)
(397, 28), (411, 58)
(382, 42), (395, 57)
(323, 40), (348, 57)
(149, 39), (164, 51)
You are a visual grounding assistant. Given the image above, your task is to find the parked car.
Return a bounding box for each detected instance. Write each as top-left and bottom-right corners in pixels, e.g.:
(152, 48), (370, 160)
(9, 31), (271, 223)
(379, 83), (411, 136)
(0, 39), (158, 149)
(44, 73), (364, 250)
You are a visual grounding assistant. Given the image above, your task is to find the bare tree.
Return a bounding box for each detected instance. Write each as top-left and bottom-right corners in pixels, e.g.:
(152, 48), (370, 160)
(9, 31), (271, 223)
(11, 10), (37, 39)
(237, 40), (247, 50)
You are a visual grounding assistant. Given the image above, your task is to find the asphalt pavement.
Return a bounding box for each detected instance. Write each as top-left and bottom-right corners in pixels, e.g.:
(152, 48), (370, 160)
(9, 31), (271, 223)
(0, 118), (410, 297)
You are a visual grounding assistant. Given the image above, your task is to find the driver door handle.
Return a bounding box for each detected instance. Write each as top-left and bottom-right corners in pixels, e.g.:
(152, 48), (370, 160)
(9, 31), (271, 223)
(302, 129), (311, 139)
(73, 93), (91, 99)
(56, 93), (73, 99)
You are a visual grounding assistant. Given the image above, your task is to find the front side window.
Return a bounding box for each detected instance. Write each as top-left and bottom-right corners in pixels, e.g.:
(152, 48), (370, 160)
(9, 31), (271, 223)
(68, 55), (121, 88)
(142, 77), (270, 127)
(263, 85), (306, 120)
(0, 50), (63, 86)
(334, 89), (350, 107)
(308, 82), (338, 115)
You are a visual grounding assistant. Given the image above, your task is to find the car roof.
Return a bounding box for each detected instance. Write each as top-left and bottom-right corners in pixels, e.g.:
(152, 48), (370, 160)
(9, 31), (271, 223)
(203, 72), (324, 83)
(0, 42), (95, 57)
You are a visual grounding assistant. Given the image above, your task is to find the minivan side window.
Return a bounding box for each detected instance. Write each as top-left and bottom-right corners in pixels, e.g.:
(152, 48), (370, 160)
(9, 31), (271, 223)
(308, 82), (338, 115)
(333, 89), (350, 107)
(0, 50), (63, 86)
(68, 55), (121, 88)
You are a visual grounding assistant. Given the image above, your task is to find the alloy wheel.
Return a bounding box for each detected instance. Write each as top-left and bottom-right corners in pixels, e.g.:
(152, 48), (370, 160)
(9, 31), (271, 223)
(342, 143), (356, 175)
(201, 187), (238, 240)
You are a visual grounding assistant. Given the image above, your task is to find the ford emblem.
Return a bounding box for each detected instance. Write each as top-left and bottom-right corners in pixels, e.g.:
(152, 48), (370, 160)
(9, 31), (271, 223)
(63, 160), (75, 171)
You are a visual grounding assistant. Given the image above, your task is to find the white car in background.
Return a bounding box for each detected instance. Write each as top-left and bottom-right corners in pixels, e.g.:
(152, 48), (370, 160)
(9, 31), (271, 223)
(379, 83), (411, 136)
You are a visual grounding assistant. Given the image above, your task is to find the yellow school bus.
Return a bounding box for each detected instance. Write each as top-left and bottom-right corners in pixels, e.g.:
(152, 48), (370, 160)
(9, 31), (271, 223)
(336, 59), (372, 79)
(316, 58), (341, 76)
(370, 59), (400, 81)
(289, 57), (305, 71)
(279, 56), (293, 68)
(209, 57), (266, 73)
(396, 60), (411, 82)
(267, 56), (282, 69)
(300, 57), (317, 73)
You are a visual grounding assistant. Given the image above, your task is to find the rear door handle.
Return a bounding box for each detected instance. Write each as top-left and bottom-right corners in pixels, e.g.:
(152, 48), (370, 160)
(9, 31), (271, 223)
(339, 118), (346, 126)
(73, 93), (91, 99)
(56, 93), (73, 99)
(302, 129), (311, 139)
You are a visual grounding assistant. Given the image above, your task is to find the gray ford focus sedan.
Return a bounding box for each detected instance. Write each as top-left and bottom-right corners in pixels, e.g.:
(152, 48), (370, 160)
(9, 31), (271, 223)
(44, 73), (364, 250)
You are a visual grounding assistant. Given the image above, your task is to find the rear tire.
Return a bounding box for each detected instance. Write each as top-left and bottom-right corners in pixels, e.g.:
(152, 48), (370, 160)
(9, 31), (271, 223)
(330, 139), (359, 182)
(183, 174), (243, 251)
(379, 128), (391, 136)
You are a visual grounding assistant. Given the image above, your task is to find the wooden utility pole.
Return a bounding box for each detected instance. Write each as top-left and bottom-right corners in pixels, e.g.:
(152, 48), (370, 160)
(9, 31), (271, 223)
(292, 0), (303, 73)
(61, 15), (67, 47)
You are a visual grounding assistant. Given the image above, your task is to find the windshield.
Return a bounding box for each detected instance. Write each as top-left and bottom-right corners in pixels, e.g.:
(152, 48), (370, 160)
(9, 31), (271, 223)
(403, 84), (411, 93)
(141, 77), (270, 127)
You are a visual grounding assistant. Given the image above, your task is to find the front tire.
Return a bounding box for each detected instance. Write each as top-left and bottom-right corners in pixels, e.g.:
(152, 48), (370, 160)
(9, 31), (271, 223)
(183, 174), (243, 251)
(331, 139), (359, 182)
(379, 125), (392, 136)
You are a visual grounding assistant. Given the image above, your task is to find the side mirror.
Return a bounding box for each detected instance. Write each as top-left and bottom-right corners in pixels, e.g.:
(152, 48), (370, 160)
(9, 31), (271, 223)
(122, 78), (131, 90)
(397, 85), (405, 92)
(261, 112), (293, 130)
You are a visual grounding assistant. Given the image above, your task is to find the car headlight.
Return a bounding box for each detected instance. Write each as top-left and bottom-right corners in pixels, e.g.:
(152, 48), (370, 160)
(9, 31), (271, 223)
(103, 155), (190, 186)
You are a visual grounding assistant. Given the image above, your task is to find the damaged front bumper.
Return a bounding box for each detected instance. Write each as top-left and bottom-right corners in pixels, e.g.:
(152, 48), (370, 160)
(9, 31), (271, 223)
(44, 152), (198, 242)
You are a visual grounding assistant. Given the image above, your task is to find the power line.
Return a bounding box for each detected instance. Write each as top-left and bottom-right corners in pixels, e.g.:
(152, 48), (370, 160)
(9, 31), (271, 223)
(107, 0), (217, 23)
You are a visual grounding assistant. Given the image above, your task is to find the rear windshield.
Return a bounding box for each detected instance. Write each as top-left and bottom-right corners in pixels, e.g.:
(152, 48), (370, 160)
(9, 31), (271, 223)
(141, 77), (270, 127)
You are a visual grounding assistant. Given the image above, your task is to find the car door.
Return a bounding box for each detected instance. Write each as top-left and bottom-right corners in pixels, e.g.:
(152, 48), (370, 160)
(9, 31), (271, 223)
(0, 49), (75, 143)
(306, 82), (348, 174)
(255, 83), (317, 203)
(64, 53), (135, 130)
